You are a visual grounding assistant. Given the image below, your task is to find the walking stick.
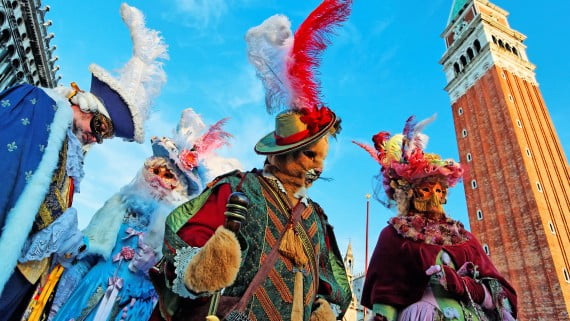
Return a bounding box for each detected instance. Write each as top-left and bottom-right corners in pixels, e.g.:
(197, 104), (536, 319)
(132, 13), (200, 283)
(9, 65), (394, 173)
(206, 192), (249, 321)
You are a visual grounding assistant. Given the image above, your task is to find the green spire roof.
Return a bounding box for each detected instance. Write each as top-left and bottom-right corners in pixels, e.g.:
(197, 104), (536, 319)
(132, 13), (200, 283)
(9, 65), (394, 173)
(448, 0), (470, 24)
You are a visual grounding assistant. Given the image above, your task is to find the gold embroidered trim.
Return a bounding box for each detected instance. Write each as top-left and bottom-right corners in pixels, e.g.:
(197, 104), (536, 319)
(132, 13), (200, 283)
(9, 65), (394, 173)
(268, 268), (293, 303)
(255, 287), (283, 321)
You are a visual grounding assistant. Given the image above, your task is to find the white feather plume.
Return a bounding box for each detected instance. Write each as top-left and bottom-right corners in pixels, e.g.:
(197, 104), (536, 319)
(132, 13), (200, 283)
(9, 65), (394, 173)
(89, 3), (169, 143)
(246, 14), (294, 114)
(172, 108), (207, 151)
(119, 3), (168, 125)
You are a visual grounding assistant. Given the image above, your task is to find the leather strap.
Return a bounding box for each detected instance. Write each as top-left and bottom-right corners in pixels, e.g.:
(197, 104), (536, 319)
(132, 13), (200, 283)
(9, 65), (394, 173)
(230, 178), (307, 313)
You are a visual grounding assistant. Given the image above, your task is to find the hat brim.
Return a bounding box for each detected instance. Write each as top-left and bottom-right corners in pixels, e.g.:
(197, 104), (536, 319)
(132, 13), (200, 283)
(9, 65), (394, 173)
(254, 112), (337, 155)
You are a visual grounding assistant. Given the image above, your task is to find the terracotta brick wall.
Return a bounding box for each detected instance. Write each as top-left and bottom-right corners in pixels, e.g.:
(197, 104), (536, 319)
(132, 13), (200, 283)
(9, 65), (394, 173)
(451, 66), (570, 320)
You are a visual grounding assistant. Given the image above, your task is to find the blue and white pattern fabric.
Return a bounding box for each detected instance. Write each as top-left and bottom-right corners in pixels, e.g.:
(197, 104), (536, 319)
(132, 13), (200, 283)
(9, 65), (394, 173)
(0, 84), (72, 293)
(0, 84), (60, 237)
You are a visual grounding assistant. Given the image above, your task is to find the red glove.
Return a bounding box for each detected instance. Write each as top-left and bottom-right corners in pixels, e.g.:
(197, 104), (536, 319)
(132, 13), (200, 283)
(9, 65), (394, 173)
(441, 265), (486, 304)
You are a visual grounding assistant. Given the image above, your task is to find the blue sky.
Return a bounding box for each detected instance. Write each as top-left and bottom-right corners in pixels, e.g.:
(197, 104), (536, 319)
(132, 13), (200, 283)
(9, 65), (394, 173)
(46, 0), (569, 274)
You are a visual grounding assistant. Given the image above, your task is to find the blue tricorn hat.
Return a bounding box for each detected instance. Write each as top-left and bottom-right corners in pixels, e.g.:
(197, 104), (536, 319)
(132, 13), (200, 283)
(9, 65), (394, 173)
(87, 3), (168, 143)
(89, 74), (135, 141)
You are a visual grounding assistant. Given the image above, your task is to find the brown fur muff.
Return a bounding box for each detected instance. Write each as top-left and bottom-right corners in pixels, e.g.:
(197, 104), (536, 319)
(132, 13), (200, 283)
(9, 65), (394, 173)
(309, 298), (336, 321)
(183, 226), (241, 293)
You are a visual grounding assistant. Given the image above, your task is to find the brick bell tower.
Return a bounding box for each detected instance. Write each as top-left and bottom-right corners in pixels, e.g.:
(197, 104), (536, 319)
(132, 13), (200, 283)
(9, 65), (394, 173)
(439, 1), (570, 320)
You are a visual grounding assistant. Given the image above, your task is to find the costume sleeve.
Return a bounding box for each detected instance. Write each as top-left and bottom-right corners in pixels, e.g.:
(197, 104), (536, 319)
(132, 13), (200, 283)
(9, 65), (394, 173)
(361, 226), (431, 309)
(19, 207), (83, 263)
(314, 209), (352, 317)
(150, 183), (234, 318)
(176, 183), (231, 247)
(463, 232), (518, 318)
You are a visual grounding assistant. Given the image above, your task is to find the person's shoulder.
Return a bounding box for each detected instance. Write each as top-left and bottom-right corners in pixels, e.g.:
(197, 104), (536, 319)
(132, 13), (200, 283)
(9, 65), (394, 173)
(0, 83), (39, 96)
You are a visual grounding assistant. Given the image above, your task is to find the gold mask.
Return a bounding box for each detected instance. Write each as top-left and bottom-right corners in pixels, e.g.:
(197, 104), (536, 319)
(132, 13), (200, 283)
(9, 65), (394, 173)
(412, 181), (447, 215)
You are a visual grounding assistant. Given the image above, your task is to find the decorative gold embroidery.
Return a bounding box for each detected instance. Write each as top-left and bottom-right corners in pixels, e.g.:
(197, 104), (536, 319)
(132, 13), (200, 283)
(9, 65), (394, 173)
(301, 207), (311, 219)
(33, 140), (71, 232)
(307, 221), (318, 238)
(294, 221), (318, 297)
(17, 257), (50, 284)
(267, 208), (285, 232)
(255, 287), (283, 321)
(249, 311), (258, 321)
(265, 227), (277, 248)
(304, 281), (315, 305)
(268, 268), (293, 303)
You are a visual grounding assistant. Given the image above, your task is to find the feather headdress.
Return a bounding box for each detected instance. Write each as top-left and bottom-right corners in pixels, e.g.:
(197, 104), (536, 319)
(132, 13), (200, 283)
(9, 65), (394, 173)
(247, 0), (351, 113)
(89, 3), (168, 143)
(248, 0), (352, 155)
(354, 115), (464, 204)
(152, 108), (239, 197)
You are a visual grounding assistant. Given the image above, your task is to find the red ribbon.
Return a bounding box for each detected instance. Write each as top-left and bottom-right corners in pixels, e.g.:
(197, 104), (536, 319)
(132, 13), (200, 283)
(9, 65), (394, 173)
(300, 107), (332, 135)
(275, 130), (310, 145)
(274, 107), (333, 146)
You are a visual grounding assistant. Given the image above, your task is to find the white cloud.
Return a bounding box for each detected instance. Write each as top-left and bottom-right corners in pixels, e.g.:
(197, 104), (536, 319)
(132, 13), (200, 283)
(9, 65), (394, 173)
(221, 112), (272, 170)
(172, 0), (229, 29)
(215, 65), (264, 110)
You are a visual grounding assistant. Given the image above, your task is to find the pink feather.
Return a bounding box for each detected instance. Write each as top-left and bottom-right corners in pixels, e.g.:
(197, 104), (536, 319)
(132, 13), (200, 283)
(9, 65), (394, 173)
(353, 140), (382, 164)
(287, 0), (352, 110)
(194, 118), (232, 156)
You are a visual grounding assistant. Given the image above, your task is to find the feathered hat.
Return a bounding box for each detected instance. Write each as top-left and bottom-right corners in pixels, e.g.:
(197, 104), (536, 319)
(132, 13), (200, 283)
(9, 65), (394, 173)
(354, 115), (465, 206)
(87, 3), (168, 143)
(246, 0), (352, 155)
(151, 108), (235, 197)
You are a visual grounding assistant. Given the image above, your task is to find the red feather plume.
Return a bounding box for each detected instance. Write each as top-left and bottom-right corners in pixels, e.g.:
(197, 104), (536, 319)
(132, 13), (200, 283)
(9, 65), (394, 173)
(287, 0), (352, 111)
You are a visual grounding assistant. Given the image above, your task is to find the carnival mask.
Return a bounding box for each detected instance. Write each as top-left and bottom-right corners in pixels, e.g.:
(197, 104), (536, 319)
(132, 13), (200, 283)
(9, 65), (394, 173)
(412, 180), (447, 215)
(142, 158), (184, 199)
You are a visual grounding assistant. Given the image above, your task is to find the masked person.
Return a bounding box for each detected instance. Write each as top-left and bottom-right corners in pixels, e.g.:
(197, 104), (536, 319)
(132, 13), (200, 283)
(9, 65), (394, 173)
(354, 116), (517, 321)
(48, 108), (238, 321)
(0, 3), (168, 320)
(150, 1), (353, 320)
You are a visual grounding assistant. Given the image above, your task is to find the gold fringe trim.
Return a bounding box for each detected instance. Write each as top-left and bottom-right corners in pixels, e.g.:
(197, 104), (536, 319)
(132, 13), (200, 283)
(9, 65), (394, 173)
(279, 226), (308, 266)
(291, 271), (304, 321)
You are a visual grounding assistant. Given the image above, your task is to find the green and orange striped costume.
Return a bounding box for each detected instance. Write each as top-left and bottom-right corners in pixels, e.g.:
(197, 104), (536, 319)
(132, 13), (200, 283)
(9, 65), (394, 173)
(152, 170), (351, 321)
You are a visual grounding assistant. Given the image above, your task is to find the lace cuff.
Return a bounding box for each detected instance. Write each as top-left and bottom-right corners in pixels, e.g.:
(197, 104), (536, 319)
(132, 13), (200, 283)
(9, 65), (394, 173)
(19, 208), (80, 263)
(172, 246), (206, 299)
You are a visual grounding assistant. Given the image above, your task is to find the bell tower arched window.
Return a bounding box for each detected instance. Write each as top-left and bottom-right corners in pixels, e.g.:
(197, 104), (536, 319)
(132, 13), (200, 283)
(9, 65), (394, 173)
(467, 48), (474, 60)
(454, 62), (461, 74)
(474, 39), (481, 53)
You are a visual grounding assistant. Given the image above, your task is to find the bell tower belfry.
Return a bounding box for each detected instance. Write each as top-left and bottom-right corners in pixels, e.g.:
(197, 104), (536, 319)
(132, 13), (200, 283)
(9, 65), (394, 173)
(439, 1), (570, 320)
